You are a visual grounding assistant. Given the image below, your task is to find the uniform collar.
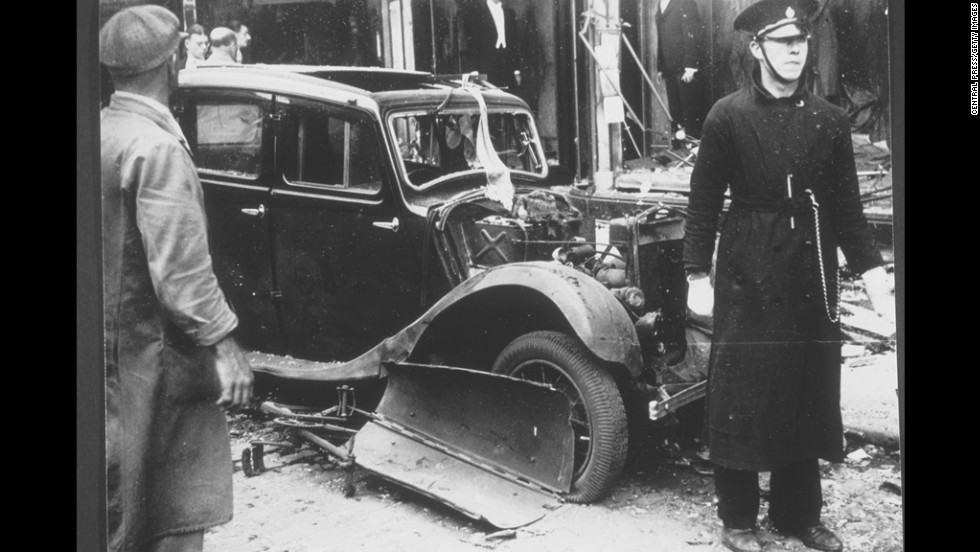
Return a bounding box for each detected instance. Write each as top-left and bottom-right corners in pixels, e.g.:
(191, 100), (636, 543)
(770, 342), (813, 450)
(750, 65), (809, 105)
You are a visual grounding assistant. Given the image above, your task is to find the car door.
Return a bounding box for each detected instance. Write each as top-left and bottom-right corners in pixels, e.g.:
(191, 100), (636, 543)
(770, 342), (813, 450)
(270, 94), (423, 362)
(177, 88), (284, 354)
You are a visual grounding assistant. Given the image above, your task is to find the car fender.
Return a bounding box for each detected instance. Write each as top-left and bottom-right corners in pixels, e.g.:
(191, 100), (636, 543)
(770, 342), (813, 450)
(398, 262), (641, 375)
(251, 262), (642, 382)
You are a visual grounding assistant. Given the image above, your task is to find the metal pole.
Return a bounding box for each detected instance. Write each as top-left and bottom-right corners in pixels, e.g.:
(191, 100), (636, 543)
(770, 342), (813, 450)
(638, 1), (647, 156)
(578, 23), (643, 129)
(430, 0), (437, 73)
(620, 32), (672, 123)
(299, 430), (350, 461)
(572, 0), (582, 181)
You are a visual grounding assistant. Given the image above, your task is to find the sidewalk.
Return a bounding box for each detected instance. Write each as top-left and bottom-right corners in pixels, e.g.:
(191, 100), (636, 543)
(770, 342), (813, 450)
(840, 350), (901, 448)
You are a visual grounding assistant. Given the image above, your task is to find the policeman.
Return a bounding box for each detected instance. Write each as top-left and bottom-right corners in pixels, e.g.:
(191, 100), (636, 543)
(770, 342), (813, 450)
(682, 1), (893, 551)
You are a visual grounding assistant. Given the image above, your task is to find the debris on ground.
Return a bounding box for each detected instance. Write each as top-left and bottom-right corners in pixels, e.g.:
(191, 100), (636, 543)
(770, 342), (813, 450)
(210, 281), (901, 551)
(879, 481), (902, 495)
(840, 302), (896, 341)
(846, 448), (872, 463)
(684, 532), (715, 546)
(484, 529), (517, 541)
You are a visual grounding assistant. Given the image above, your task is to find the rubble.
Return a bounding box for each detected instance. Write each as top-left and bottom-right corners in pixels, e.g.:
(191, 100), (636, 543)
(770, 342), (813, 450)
(840, 302), (896, 341)
(879, 481), (902, 496)
(846, 448), (872, 463)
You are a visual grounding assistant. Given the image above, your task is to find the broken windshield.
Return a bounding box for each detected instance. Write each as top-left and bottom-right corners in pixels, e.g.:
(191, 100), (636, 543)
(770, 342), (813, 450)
(388, 109), (547, 191)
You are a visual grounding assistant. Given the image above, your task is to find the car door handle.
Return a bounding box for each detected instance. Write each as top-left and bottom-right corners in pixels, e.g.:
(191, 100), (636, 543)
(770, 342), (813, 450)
(241, 204), (266, 219)
(372, 217), (400, 233)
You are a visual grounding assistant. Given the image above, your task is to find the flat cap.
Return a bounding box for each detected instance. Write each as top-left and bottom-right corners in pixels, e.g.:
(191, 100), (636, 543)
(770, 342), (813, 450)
(734, 0), (818, 38)
(100, 4), (182, 76)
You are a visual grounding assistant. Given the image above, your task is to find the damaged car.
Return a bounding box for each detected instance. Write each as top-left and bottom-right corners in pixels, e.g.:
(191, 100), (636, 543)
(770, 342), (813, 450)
(175, 65), (709, 510)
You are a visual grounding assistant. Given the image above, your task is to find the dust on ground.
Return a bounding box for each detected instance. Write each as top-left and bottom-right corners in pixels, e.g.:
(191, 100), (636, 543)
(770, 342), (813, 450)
(205, 404), (903, 552)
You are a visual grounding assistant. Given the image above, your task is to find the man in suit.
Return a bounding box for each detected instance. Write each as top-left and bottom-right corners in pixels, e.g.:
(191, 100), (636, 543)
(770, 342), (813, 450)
(199, 27), (240, 66)
(656, 0), (706, 141)
(178, 24), (208, 71)
(458, 0), (522, 93)
(230, 20), (251, 63)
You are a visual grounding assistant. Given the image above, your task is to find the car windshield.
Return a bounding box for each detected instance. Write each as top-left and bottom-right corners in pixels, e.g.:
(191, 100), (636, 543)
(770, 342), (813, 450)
(388, 109), (547, 193)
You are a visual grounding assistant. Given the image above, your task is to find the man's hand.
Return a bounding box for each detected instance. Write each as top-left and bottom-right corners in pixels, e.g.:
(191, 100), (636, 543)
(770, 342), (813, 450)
(687, 272), (714, 317)
(213, 335), (254, 409)
(861, 266), (894, 323)
(681, 68), (697, 83)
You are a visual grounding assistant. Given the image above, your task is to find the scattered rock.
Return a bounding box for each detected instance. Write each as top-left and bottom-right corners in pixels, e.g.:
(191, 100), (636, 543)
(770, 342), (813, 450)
(879, 481), (901, 495)
(846, 448), (871, 463)
(861, 444), (878, 455)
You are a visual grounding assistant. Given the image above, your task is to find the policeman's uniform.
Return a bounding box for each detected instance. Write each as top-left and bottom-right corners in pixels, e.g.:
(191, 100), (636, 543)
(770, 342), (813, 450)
(682, 1), (883, 550)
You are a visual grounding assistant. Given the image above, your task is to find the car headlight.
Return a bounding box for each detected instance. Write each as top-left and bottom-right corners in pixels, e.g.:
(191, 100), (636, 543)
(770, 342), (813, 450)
(612, 286), (645, 311)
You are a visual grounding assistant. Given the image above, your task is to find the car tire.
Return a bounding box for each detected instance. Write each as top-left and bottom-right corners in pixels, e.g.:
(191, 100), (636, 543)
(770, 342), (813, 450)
(491, 330), (628, 503)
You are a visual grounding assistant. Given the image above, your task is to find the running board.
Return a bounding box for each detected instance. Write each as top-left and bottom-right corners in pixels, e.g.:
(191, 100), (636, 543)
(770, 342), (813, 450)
(351, 362), (575, 528)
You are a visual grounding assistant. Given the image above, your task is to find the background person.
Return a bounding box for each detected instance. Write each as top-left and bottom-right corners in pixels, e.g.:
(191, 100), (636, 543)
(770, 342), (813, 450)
(655, 0), (707, 142)
(458, 0), (523, 92)
(230, 20), (251, 63)
(682, 1), (892, 551)
(179, 24), (208, 70)
(199, 27), (239, 66)
(100, 5), (253, 551)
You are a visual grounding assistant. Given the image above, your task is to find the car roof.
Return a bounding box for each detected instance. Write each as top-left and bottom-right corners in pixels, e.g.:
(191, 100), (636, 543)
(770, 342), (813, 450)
(178, 65), (528, 114)
(266, 65), (439, 92)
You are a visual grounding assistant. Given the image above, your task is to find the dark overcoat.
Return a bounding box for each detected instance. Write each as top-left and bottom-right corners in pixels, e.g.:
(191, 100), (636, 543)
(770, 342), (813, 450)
(656, 0), (707, 136)
(682, 70), (882, 471)
(102, 92), (239, 551)
(656, 0), (703, 72)
(458, 0), (521, 88)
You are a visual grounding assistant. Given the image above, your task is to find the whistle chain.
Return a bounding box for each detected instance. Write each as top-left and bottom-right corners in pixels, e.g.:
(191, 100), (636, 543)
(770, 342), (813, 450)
(805, 189), (841, 323)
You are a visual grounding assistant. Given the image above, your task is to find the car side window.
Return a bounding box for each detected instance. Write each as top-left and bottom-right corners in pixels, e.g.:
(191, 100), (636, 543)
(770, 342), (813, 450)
(194, 101), (265, 179)
(280, 98), (383, 193)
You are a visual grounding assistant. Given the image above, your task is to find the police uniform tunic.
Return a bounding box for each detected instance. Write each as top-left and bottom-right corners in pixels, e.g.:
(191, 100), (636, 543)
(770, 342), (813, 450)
(683, 68), (882, 472)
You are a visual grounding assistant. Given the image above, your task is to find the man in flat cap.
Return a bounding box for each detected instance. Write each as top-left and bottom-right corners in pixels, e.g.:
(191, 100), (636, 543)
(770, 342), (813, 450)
(682, 1), (893, 551)
(100, 5), (253, 551)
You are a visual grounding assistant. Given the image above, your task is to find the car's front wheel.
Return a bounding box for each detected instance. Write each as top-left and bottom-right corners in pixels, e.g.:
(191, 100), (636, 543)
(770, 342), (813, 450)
(491, 331), (628, 503)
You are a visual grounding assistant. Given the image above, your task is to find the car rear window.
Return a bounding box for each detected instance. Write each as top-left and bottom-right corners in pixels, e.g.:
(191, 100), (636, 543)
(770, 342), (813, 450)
(280, 99), (383, 193)
(195, 102), (264, 179)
